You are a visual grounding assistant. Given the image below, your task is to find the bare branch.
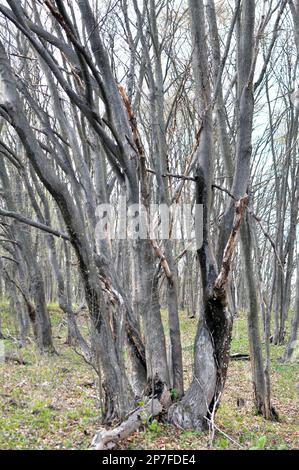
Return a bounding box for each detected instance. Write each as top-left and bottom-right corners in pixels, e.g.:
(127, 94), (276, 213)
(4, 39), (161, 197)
(0, 208), (70, 241)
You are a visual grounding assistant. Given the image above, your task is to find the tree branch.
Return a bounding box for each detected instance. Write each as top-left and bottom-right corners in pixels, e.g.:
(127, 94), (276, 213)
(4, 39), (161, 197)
(214, 194), (249, 297)
(0, 208), (70, 241)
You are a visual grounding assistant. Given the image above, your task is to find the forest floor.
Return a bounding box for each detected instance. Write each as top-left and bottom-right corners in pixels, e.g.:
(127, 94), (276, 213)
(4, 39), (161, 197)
(0, 300), (298, 450)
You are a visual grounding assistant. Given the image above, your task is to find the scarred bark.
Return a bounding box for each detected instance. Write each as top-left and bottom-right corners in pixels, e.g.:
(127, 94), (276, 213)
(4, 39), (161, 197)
(169, 195), (248, 429)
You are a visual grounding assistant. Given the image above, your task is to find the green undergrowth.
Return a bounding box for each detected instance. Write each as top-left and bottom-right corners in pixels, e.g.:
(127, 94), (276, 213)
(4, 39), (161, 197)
(0, 300), (298, 449)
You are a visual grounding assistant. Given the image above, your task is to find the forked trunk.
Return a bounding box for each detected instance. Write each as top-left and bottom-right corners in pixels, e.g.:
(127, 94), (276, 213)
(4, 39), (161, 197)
(169, 192), (248, 430)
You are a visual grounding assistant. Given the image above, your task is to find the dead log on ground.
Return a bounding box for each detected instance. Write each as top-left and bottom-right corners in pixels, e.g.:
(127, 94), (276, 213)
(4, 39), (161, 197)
(91, 398), (162, 450)
(230, 353), (250, 361)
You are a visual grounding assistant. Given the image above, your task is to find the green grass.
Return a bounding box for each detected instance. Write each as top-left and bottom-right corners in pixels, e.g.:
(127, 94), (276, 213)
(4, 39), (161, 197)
(0, 300), (298, 450)
(0, 346), (100, 449)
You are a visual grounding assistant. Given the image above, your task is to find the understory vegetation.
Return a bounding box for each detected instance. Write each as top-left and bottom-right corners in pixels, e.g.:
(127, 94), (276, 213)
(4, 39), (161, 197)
(0, 300), (298, 450)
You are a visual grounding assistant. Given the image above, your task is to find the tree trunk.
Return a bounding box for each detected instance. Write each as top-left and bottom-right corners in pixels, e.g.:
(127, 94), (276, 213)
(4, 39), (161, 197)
(240, 214), (277, 419)
(283, 255), (299, 361)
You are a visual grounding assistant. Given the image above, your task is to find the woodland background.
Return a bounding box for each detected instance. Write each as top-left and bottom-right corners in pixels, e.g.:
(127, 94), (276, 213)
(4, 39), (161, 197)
(0, 0), (298, 450)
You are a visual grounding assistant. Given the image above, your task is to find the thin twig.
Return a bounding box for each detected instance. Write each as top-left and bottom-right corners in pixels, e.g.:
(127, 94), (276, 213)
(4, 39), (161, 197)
(146, 167), (196, 181)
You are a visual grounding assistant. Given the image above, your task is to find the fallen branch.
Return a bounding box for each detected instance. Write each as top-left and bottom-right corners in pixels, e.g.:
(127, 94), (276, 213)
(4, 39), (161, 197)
(205, 416), (244, 449)
(172, 124), (203, 204)
(212, 185), (284, 271)
(214, 194), (249, 297)
(91, 398), (162, 450)
(230, 353), (250, 361)
(150, 239), (173, 281)
(118, 86), (174, 283)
